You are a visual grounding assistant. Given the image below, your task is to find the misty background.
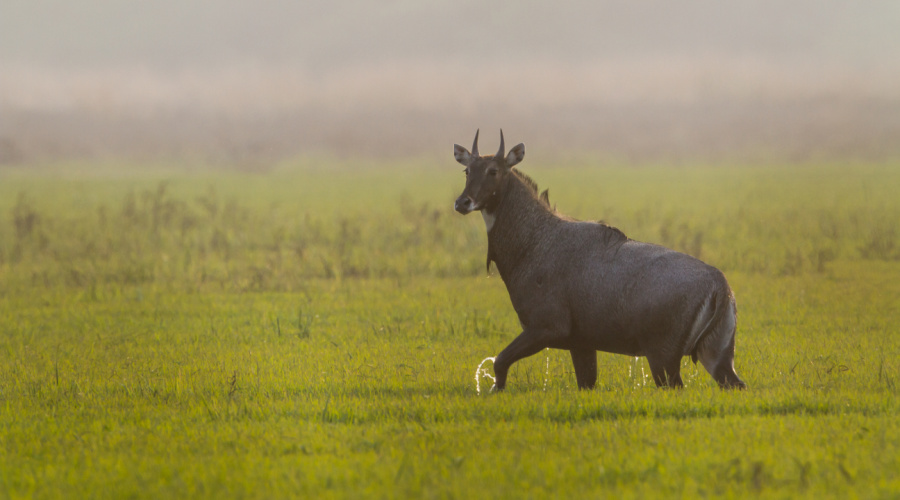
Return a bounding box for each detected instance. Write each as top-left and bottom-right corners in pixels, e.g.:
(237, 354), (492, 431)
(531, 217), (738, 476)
(2, 0), (899, 167)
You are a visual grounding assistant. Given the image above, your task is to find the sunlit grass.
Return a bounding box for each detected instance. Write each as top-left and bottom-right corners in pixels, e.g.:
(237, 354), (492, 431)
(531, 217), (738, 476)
(1, 159), (899, 498)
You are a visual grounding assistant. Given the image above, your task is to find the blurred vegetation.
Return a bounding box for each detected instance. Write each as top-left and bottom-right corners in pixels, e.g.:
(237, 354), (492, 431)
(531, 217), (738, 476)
(1, 160), (898, 295)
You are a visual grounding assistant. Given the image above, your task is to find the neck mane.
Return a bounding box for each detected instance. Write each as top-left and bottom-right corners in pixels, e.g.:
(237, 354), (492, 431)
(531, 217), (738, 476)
(484, 169), (626, 276)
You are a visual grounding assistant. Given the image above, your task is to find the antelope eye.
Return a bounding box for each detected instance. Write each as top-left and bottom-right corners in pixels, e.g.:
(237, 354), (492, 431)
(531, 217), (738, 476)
(487, 169), (498, 176)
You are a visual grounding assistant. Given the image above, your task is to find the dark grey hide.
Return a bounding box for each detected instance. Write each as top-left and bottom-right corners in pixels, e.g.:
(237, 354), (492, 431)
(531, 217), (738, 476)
(454, 130), (746, 390)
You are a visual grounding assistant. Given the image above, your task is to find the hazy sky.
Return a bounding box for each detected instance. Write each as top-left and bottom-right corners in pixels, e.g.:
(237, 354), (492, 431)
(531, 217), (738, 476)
(2, 1), (899, 161)
(3, 0), (899, 69)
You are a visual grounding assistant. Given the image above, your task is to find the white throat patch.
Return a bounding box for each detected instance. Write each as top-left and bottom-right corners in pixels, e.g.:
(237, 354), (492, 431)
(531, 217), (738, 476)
(481, 210), (496, 233)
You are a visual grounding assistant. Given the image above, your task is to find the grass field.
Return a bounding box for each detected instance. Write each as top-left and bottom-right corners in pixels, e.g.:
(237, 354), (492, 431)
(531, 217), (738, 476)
(1, 158), (899, 498)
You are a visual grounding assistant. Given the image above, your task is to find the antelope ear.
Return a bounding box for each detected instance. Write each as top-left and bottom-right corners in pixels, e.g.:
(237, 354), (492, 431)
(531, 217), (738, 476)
(454, 144), (471, 165)
(506, 143), (525, 168)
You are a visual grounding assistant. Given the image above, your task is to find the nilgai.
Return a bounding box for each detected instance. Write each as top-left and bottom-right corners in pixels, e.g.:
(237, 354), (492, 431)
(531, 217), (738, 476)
(453, 130), (746, 391)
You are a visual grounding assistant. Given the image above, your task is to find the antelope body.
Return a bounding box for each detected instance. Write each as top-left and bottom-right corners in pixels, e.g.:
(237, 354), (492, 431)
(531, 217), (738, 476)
(453, 130), (745, 390)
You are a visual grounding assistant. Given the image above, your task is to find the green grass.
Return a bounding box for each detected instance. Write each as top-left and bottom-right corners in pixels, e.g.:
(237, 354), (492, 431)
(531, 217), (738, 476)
(1, 159), (899, 498)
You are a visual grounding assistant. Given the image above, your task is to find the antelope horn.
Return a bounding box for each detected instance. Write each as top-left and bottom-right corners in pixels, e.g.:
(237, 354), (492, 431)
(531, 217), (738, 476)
(496, 129), (505, 158)
(471, 129), (480, 157)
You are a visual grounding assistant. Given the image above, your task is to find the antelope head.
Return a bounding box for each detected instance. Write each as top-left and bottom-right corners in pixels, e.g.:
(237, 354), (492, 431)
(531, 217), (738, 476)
(453, 129), (525, 215)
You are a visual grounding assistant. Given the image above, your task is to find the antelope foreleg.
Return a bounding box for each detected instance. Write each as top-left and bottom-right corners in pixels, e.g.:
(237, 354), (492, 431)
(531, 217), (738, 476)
(569, 348), (597, 389)
(493, 331), (552, 391)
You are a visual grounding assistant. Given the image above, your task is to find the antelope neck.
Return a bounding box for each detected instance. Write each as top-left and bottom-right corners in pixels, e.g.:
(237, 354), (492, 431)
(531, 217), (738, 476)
(485, 173), (556, 277)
